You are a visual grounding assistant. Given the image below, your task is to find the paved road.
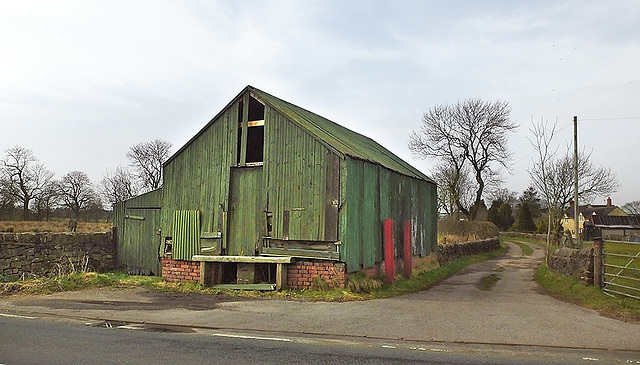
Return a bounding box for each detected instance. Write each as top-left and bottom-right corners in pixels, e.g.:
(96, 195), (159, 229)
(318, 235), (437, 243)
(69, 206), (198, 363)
(2, 241), (640, 359)
(0, 315), (633, 365)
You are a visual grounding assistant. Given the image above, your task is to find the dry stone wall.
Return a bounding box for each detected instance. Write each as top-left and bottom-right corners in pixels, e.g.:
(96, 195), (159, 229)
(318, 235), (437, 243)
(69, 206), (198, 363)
(548, 247), (594, 285)
(0, 232), (115, 278)
(436, 238), (500, 264)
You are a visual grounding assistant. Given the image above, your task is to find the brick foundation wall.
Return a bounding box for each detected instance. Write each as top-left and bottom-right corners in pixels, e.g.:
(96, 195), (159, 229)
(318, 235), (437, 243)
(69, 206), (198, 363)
(161, 257), (200, 282)
(287, 259), (346, 289)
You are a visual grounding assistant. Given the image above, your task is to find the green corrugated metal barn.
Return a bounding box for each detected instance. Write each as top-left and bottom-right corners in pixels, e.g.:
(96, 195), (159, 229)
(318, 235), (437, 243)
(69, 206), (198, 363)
(115, 86), (437, 286)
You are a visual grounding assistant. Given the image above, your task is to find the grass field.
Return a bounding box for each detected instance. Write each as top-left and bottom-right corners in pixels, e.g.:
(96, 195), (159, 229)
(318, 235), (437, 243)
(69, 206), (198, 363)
(603, 241), (640, 300)
(0, 221), (112, 233)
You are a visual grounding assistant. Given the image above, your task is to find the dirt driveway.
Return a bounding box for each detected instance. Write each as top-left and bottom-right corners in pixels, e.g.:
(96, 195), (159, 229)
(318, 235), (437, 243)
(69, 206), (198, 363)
(2, 241), (640, 351)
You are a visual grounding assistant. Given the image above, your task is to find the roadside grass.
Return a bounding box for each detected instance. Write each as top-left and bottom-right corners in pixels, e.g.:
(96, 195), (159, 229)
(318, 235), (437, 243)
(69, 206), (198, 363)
(0, 272), (162, 296)
(0, 242), (508, 302)
(503, 234), (640, 323)
(267, 240), (508, 301)
(510, 240), (533, 256)
(536, 262), (640, 323)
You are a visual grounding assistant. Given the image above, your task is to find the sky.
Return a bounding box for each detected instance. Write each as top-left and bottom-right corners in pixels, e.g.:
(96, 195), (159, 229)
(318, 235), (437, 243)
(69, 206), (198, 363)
(1, 0), (639, 207)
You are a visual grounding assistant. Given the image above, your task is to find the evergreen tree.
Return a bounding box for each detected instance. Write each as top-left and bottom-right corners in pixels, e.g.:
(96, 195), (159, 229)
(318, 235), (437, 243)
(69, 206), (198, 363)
(497, 202), (514, 231)
(514, 202), (536, 232)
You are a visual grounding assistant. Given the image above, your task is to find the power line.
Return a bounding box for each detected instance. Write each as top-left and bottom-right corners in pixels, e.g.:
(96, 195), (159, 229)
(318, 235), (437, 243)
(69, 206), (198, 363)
(579, 117), (640, 121)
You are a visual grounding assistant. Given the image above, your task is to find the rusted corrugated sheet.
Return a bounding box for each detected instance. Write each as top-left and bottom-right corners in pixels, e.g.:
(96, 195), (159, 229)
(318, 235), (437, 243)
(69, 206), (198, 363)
(172, 210), (201, 260)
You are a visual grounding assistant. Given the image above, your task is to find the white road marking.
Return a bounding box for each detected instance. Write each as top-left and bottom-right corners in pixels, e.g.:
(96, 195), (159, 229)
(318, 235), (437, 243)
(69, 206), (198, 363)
(211, 333), (292, 342)
(0, 313), (36, 319)
(117, 325), (144, 330)
(381, 345), (397, 349)
(583, 358), (599, 361)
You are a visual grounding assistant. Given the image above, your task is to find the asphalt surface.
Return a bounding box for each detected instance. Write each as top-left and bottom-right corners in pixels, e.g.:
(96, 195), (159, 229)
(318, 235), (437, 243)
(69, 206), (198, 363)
(1, 241), (640, 355)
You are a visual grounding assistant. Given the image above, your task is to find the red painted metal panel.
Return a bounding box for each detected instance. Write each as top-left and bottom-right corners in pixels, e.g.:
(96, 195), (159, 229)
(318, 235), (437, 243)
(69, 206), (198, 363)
(384, 218), (395, 283)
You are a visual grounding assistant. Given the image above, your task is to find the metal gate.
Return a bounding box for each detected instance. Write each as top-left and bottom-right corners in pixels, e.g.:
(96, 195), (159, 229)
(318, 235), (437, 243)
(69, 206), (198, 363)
(603, 241), (640, 300)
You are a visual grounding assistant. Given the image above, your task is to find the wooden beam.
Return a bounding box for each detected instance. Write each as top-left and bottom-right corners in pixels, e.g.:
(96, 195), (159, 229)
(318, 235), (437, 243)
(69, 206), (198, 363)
(191, 255), (293, 264)
(262, 247), (340, 260)
(212, 283), (276, 291)
(276, 263), (287, 290)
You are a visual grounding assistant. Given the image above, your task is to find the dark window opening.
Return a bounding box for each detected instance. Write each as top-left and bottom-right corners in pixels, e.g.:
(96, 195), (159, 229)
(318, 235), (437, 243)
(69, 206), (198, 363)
(245, 124), (264, 164)
(237, 95), (265, 166)
(237, 100), (244, 165)
(248, 96), (265, 122)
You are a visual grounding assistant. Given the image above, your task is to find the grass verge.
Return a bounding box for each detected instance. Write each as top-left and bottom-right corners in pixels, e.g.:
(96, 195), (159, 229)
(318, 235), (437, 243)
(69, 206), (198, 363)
(536, 262), (640, 323)
(1, 242), (508, 302)
(510, 240), (533, 256)
(0, 272), (162, 296)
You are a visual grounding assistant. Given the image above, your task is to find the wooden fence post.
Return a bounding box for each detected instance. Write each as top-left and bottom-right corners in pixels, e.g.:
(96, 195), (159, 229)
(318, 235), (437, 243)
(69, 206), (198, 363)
(384, 219), (395, 283)
(593, 237), (604, 289)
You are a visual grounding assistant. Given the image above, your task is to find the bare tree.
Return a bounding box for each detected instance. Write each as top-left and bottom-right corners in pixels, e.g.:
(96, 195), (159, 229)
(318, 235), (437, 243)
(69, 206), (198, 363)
(622, 201), (640, 216)
(127, 139), (172, 192)
(58, 171), (100, 219)
(0, 146), (55, 220)
(432, 162), (474, 217)
(409, 98), (517, 219)
(32, 181), (59, 221)
(528, 119), (619, 249)
(99, 166), (138, 207)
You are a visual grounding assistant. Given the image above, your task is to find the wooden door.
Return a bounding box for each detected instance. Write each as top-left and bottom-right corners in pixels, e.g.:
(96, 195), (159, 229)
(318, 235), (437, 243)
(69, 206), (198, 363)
(227, 167), (264, 256)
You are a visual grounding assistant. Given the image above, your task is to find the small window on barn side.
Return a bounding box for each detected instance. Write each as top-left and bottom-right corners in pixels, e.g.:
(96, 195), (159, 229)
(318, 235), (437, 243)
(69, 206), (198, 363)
(237, 95), (265, 166)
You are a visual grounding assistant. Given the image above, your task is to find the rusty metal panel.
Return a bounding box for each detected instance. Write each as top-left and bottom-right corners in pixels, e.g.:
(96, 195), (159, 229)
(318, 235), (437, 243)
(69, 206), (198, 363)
(172, 210), (201, 260)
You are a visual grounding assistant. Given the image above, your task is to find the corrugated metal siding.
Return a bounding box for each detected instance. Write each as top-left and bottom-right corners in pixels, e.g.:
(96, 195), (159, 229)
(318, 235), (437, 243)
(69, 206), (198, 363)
(253, 87), (434, 183)
(264, 107), (335, 242)
(172, 210), (201, 260)
(341, 158), (437, 272)
(112, 189), (162, 275)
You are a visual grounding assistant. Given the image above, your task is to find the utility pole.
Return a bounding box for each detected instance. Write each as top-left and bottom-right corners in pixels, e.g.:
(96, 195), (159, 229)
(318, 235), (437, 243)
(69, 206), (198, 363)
(573, 116), (580, 248)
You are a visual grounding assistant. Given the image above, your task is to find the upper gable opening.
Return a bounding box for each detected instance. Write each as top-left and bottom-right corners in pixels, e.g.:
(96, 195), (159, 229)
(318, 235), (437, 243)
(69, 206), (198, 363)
(237, 94), (265, 166)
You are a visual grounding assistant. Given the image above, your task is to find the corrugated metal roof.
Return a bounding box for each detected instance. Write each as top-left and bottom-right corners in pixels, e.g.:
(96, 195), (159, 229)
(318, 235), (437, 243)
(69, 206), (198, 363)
(250, 87), (435, 183)
(166, 85), (434, 184)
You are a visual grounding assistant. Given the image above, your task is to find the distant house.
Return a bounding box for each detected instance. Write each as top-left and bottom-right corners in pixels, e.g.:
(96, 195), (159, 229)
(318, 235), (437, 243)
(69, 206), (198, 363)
(562, 197), (627, 238)
(114, 86), (438, 289)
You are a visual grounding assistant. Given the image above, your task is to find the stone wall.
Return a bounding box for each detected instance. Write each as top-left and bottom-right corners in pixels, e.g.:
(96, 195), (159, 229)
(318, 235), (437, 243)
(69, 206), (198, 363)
(161, 257), (201, 282)
(287, 259), (347, 290)
(548, 247), (594, 285)
(0, 232), (115, 277)
(436, 238), (500, 264)
(500, 232), (548, 242)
